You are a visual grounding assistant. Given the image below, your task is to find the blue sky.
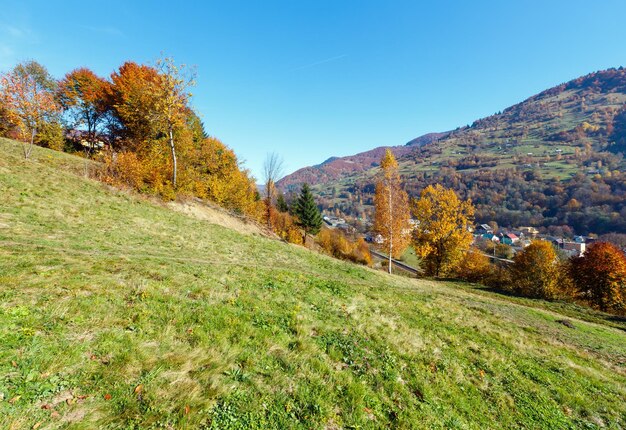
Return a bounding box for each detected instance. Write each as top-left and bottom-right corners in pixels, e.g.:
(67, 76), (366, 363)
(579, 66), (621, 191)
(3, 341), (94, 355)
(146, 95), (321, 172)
(1, 0), (626, 179)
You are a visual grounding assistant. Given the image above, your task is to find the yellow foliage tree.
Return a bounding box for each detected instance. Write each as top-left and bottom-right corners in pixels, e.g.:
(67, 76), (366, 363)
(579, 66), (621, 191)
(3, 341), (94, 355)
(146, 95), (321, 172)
(412, 184), (474, 277)
(510, 240), (561, 299)
(457, 247), (492, 283)
(373, 149), (411, 273)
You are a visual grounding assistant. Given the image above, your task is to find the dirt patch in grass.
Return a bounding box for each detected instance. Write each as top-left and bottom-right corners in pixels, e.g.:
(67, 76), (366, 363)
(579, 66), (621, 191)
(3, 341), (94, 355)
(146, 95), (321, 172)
(168, 199), (267, 237)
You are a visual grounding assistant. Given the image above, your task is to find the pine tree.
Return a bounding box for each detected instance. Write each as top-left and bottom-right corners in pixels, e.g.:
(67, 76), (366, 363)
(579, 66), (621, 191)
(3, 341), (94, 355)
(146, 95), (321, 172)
(276, 193), (289, 213)
(373, 149), (411, 274)
(294, 183), (323, 244)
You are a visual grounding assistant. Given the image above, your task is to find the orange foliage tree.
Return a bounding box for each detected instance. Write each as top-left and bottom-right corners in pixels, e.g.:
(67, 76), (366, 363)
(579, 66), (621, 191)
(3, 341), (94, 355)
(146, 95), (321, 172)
(373, 149), (411, 273)
(569, 242), (626, 313)
(57, 68), (112, 154)
(317, 228), (372, 266)
(0, 61), (60, 159)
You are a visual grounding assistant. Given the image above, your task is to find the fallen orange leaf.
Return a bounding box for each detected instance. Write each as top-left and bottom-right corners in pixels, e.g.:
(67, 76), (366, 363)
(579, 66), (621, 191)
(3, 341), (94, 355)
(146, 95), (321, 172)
(104, 393), (112, 400)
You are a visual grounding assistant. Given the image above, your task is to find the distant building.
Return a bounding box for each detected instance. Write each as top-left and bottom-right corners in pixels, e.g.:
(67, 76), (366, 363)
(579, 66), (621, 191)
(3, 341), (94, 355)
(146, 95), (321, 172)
(501, 233), (519, 245)
(323, 215), (346, 228)
(518, 226), (539, 236)
(476, 224), (494, 235)
(482, 233), (500, 243)
(562, 241), (586, 257)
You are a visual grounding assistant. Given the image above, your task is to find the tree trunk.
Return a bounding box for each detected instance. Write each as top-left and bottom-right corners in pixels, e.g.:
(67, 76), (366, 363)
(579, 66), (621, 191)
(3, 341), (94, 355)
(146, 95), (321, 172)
(388, 179), (393, 274)
(168, 125), (177, 188)
(24, 127), (36, 160)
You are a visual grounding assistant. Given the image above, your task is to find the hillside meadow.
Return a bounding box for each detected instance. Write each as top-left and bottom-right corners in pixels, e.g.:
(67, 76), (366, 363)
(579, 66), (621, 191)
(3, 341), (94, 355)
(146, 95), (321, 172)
(1, 138), (625, 429)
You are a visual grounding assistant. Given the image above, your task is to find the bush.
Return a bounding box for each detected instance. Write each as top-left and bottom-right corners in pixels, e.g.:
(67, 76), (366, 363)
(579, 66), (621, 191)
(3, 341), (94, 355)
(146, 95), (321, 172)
(509, 240), (562, 299)
(270, 209), (303, 245)
(317, 228), (372, 266)
(456, 247), (492, 283)
(569, 242), (626, 314)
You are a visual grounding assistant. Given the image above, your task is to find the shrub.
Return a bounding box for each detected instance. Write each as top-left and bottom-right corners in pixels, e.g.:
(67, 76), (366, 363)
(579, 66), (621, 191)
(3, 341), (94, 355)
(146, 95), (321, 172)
(456, 247), (492, 283)
(317, 228), (371, 266)
(509, 240), (561, 299)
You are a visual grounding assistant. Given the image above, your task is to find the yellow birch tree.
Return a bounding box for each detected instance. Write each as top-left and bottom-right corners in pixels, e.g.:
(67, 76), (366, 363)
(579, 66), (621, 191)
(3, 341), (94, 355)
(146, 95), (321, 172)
(373, 149), (411, 274)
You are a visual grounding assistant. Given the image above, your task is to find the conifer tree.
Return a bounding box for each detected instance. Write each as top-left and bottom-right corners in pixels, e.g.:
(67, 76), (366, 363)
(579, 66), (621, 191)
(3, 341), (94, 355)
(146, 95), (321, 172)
(276, 193), (289, 213)
(294, 183), (323, 244)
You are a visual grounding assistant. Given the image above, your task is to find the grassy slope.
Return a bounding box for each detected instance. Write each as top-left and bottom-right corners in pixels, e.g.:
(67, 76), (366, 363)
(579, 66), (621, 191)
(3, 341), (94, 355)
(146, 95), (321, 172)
(1, 138), (625, 429)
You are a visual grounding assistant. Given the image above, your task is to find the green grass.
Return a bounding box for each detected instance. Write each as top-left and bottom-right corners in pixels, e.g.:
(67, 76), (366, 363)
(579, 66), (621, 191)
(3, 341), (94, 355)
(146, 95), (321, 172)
(1, 138), (626, 429)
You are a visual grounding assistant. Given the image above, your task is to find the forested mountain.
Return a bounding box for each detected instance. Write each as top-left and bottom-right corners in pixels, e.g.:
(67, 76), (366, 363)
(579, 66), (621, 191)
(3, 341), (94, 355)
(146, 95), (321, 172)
(279, 68), (626, 235)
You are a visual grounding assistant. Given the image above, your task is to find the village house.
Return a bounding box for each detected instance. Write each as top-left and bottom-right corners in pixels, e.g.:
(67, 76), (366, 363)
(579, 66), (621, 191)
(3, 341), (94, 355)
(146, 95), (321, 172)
(475, 224), (494, 235)
(562, 241), (586, 257)
(501, 233), (519, 245)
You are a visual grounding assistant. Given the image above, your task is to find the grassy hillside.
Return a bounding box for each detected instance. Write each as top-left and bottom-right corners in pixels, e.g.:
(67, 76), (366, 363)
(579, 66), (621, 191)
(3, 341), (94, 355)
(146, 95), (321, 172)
(1, 138), (625, 429)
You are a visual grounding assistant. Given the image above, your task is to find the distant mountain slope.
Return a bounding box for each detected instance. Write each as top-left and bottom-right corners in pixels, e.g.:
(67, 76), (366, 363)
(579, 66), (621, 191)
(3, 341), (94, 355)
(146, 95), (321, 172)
(279, 132), (448, 189)
(280, 68), (626, 234)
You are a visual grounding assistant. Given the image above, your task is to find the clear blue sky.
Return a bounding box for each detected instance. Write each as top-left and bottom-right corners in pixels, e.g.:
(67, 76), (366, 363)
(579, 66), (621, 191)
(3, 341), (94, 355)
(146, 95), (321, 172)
(2, 0), (625, 179)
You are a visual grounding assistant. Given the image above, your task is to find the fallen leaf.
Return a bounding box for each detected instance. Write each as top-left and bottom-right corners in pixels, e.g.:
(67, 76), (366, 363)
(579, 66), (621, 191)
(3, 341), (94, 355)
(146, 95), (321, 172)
(41, 404), (52, 410)
(134, 384), (143, 394)
(184, 405), (190, 415)
(8, 395), (21, 404)
(32, 422), (42, 429)
(104, 393), (112, 401)
(11, 361), (17, 368)
(51, 411), (60, 418)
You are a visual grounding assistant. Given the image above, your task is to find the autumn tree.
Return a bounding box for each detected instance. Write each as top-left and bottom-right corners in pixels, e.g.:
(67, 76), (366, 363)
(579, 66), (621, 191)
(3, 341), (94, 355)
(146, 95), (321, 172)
(153, 57), (195, 188)
(412, 184), (474, 277)
(0, 61), (60, 159)
(510, 240), (561, 299)
(262, 152), (284, 228)
(294, 183), (323, 244)
(373, 149), (411, 274)
(569, 242), (626, 313)
(57, 68), (111, 154)
(456, 247), (492, 283)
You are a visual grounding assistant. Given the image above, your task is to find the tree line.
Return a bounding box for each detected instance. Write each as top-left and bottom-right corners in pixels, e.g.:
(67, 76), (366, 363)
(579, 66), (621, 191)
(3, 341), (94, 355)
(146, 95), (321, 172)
(0, 59), (356, 263)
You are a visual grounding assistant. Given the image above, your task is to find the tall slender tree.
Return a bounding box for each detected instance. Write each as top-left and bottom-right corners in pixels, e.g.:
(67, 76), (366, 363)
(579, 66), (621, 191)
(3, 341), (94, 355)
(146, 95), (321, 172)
(373, 149), (411, 274)
(153, 57), (196, 188)
(262, 152), (284, 229)
(0, 61), (60, 159)
(294, 183), (323, 244)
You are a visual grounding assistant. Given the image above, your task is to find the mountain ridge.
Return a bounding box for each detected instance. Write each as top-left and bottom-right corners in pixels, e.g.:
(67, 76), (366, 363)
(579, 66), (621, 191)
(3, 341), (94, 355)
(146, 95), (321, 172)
(278, 67), (626, 234)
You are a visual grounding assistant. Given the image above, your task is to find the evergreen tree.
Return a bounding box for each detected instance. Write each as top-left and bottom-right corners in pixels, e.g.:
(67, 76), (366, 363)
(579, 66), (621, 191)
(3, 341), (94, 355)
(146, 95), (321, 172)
(276, 193), (289, 213)
(294, 183), (323, 243)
